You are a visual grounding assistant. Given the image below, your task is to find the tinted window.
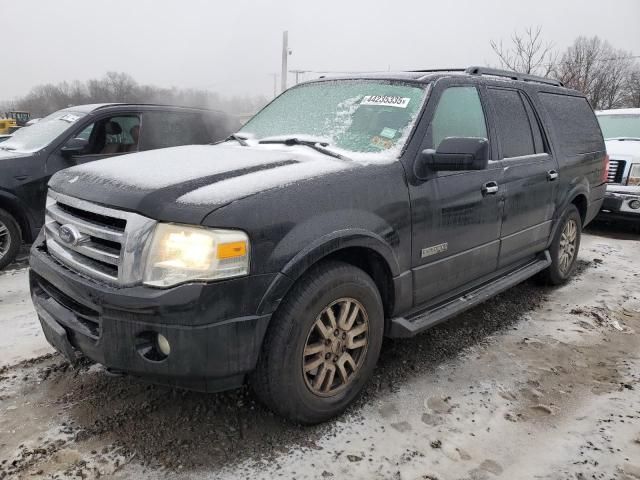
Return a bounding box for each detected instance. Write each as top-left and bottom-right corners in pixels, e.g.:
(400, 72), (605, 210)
(64, 115), (141, 155)
(522, 95), (545, 153)
(539, 93), (603, 155)
(429, 86), (487, 149)
(141, 112), (209, 150)
(488, 89), (535, 158)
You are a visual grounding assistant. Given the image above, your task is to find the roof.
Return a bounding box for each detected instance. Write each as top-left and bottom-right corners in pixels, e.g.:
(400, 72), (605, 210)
(596, 108), (640, 115)
(310, 66), (570, 91)
(60, 103), (222, 114)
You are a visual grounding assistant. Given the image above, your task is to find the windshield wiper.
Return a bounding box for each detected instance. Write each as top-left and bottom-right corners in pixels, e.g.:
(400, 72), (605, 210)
(226, 133), (250, 146)
(258, 137), (350, 161)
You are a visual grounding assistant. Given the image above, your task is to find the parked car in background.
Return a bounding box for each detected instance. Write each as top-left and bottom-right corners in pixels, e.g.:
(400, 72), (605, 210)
(596, 108), (640, 223)
(29, 67), (606, 423)
(0, 103), (239, 269)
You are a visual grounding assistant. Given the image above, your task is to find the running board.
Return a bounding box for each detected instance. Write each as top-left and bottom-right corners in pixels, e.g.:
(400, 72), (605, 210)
(388, 251), (551, 338)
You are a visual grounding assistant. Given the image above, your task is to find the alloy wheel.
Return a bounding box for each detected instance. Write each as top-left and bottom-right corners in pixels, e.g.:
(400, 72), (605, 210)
(558, 218), (577, 274)
(302, 298), (369, 397)
(0, 220), (10, 260)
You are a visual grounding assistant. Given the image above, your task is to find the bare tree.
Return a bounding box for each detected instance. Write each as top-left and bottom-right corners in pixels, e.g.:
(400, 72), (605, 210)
(554, 36), (634, 110)
(8, 72), (268, 117)
(490, 26), (557, 76)
(624, 68), (640, 108)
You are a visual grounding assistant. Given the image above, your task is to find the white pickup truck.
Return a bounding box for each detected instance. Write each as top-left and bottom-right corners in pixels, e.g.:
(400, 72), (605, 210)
(596, 108), (640, 222)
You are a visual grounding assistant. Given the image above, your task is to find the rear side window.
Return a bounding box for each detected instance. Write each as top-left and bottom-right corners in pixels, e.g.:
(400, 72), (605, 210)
(488, 88), (535, 158)
(429, 86), (487, 149)
(539, 93), (603, 155)
(140, 112), (209, 150)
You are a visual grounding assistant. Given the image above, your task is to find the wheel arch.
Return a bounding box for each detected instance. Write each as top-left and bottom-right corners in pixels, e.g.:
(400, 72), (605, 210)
(257, 231), (402, 320)
(0, 191), (32, 243)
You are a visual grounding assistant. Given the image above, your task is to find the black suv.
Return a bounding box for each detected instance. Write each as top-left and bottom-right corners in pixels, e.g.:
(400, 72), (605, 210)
(29, 68), (606, 423)
(0, 103), (237, 268)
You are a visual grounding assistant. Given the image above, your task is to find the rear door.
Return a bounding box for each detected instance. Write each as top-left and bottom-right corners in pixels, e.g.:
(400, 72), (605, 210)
(409, 82), (504, 306)
(486, 87), (558, 268)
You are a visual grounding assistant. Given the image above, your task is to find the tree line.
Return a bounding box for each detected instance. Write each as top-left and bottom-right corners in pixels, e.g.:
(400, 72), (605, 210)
(491, 27), (640, 109)
(1, 72), (269, 118)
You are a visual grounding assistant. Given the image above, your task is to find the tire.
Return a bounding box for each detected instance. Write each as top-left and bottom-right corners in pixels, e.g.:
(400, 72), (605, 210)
(538, 204), (582, 285)
(0, 208), (21, 271)
(250, 261), (384, 424)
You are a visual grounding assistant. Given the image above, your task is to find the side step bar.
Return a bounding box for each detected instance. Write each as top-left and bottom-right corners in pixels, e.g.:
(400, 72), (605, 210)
(388, 251), (551, 338)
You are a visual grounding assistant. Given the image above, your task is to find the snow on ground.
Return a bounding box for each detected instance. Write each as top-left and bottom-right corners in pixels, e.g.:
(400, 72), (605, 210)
(0, 226), (639, 480)
(0, 248), (52, 368)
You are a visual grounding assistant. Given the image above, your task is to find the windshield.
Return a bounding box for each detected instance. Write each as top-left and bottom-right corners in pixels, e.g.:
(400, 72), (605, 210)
(1, 110), (86, 152)
(240, 80), (428, 157)
(597, 114), (640, 139)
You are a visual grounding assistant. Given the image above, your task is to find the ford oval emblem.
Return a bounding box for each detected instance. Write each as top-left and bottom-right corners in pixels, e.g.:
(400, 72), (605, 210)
(58, 224), (82, 247)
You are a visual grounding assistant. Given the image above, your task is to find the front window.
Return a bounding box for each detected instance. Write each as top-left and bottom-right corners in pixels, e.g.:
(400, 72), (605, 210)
(240, 80), (428, 158)
(597, 114), (640, 140)
(0, 110), (86, 152)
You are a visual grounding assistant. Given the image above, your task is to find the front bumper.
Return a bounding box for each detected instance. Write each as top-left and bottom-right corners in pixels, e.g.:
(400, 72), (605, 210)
(598, 185), (640, 221)
(29, 235), (275, 392)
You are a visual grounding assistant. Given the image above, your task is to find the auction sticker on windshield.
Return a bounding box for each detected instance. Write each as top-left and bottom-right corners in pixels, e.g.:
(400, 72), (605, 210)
(360, 95), (410, 108)
(58, 113), (81, 123)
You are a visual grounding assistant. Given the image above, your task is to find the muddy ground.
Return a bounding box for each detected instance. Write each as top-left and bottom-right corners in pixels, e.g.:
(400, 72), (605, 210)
(0, 224), (639, 480)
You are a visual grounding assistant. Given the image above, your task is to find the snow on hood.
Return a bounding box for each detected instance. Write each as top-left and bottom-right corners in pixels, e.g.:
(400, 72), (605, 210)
(49, 143), (355, 223)
(0, 149), (30, 161)
(605, 139), (640, 161)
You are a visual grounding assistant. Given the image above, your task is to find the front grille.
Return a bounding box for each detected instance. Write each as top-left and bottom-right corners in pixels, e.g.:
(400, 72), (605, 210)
(44, 191), (157, 286)
(607, 159), (626, 184)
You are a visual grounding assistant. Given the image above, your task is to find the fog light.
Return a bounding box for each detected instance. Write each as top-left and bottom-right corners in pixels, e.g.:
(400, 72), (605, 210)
(629, 199), (640, 210)
(135, 331), (170, 362)
(156, 333), (171, 356)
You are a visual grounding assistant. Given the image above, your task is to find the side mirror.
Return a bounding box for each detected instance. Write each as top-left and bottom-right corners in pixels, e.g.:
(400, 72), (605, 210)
(60, 137), (89, 158)
(414, 137), (489, 179)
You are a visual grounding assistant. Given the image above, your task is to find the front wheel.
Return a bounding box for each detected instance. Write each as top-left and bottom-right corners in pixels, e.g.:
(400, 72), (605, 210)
(250, 261), (384, 424)
(539, 204), (582, 285)
(0, 208), (21, 271)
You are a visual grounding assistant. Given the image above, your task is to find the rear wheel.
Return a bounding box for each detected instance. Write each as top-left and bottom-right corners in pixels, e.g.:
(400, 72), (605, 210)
(539, 204), (582, 285)
(0, 208), (21, 271)
(250, 261), (384, 424)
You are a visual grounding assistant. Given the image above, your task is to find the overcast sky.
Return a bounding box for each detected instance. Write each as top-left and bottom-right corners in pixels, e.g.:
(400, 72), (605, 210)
(2, 0), (639, 101)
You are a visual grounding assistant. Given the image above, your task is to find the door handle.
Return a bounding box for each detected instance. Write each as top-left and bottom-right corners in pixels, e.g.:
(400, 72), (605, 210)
(547, 170), (559, 181)
(482, 181), (499, 195)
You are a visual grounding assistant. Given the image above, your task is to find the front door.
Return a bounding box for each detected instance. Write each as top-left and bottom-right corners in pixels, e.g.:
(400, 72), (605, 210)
(408, 83), (504, 307)
(485, 87), (558, 268)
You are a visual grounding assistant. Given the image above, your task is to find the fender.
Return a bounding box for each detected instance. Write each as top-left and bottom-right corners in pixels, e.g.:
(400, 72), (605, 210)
(0, 189), (37, 242)
(547, 181), (589, 249)
(257, 229), (401, 316)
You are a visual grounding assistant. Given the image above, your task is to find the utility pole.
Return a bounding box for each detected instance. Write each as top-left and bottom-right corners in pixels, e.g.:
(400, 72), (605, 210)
(281, 30), (289, 93)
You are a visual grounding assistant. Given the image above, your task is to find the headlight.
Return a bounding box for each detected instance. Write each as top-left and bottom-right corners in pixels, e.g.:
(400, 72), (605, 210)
(628, 164), (640, 186)
(143, 224), (249, 287)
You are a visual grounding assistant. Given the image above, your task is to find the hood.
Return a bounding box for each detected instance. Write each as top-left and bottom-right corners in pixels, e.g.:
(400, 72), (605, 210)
(49, 143), (354, 224)
(605, 139), (640, 162)
(0, 149), (31, 161)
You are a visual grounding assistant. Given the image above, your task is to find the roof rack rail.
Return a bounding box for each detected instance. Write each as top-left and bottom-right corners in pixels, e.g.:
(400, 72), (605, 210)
(408, 68), (466, 73)
(465, 66), (563, 87)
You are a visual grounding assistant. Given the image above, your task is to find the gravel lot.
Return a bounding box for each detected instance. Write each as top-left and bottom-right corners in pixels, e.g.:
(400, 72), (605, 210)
(1, 225), (639, 480)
